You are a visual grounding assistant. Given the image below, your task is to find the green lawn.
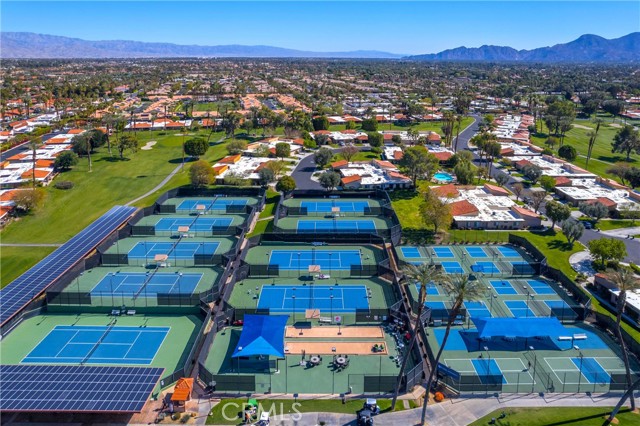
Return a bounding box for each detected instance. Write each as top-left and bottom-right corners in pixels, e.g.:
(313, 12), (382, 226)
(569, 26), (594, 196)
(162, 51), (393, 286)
(206, 398), (404, 425)
(0, 246), (56, 288)
(246, 189), (279, 237)
(328, 116), (474, 135)
(512, 229), (583, 278)
(470, 407), (637, 426)
(332, 150), (380, 163)
(595, 220), (640, 231)
(1, 129), (226, 286)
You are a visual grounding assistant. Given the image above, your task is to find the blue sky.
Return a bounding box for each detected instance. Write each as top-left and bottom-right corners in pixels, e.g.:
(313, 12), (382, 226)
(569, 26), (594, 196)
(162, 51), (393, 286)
(2, 1), (638, 54)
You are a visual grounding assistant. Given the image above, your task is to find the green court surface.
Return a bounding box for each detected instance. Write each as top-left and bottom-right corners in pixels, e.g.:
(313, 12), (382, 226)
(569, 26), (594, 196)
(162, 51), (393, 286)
(101, 236), (237, 266)
(201, 325), (412, 394)
(133, 213), (248, 235)
(281, 197), (386, 216)
(160, 195), (260, 210)
(47, 265), (222, 309)
(276, 216), (392, 233)
(0, 313), (203, 383)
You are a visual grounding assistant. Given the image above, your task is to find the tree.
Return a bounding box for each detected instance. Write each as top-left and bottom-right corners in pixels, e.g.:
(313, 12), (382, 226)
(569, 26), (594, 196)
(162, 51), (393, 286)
(54, 151), (79, 171)
(545, 200), (571, 228)
(367, 132), (383, 148)
(522, 164), (542, 184)
(545, 136), (558, 150)
(512, 182), (524, 201)
(184, 137), (209, 158)
(588, 239), (627, 268)
(361, 118), (378, 132)
(495, 173), (509, 187)
(190, 160), (213, 188)
(585, 119), (602, 170)
(391, 264), (448, 411)
(625, 167), (640, 189)
(420, 274), (486, 424)
(539, 175), (556, 193)
(619, 204), (640, 225)
(265, 160), (287, 177)
(318, 170), (341, 191)
(226, 139), (247, 155)
(612, 125), (640, 162)
(254, 144), (271, 157)
(275, 142), (290, 160)
(275, 175), (296, 195)
(115, 134), (140, 159)
(345, 120), (356, 130)
(558, 144), (577, 161)
(341, 145), (359, 163)
(455, 162), (475, 185)
(11, 188), (45, 213)
(561, 219), (584, 247)
(579, 201), (609, 223)
(398, 146), (438, 185)
(602, 99), (624, 120)
(391, 134), (402, 145)
(314, 147), (333, 168)
(312, 116), (329, 131)
(258, 168), (275, 186)
(607, 163), (632, 185)
(422, 189), (452, 233)
(544, 100), (575, 135)
(530, 191), (547, 214)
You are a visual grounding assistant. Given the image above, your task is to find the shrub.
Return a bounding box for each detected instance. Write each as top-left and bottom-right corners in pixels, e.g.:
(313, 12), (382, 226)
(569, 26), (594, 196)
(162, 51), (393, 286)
(180, 413), (190, 424)
(54, 180), (74, 190)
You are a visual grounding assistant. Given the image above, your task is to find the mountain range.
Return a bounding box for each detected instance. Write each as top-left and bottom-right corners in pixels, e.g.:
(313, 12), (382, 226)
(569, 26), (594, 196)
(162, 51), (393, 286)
(1, 32), (638, 62)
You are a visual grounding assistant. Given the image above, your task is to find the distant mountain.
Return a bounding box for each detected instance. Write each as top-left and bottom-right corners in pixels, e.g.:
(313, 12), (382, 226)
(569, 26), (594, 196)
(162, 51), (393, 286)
(0, 32), (403, 59)
(407, 33), (640, 63)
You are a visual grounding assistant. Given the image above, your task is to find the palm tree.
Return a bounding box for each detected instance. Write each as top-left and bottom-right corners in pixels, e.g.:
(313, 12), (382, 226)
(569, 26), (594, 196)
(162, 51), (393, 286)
(29, 137), (40, 189)
(604, 377), (640, 426)
(585, 118), (602, 170)
(391, 263), (448, 411)
(420, 274), (487, 425)
(606, 267), (640, 411)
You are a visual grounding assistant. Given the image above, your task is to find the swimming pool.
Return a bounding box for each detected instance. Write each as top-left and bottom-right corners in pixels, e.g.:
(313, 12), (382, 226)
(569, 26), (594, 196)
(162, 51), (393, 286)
(434, 172), (454, 183)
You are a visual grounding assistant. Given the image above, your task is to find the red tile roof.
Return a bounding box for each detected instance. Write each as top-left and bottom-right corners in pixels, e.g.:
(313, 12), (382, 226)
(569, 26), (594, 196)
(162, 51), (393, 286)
(341, 175), (362, 184)
(595, 197), (616, 208)
(511, 206), (539, 218)
(331, 160), (348, 169)
(393, 151), (404, 160)
(450, 200), (479, 216)
(374, 160), (396, 169)
(554, 176), (572, 186)
(483, 183), (510, 196)
(431, 151), (453, 161)
(431, 184), (459, 197)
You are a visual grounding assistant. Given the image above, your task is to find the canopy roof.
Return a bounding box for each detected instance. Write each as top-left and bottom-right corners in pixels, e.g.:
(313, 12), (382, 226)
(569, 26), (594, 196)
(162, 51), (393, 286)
(471, 317), (567, 339)
(232, 314), (289, 358)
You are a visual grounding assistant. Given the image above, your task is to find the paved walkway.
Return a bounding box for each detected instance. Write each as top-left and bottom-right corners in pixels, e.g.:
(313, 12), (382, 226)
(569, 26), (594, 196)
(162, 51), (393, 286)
(569, 251), (596, 277)
(600, 226), (640, 238)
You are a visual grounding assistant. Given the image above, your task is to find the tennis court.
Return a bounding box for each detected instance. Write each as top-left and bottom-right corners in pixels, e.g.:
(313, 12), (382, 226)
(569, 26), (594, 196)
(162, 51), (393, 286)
(497, 246), (521, 258)
(442, 261), (464, 274)
(465, 247), (488, 258)
(415, 283), (440, 296)
(464, 301), (492, 318)
(128, 241), (220, 259)
(504, 300), (536, 318)
(269, 250), (362, 271)
(511, 261), (536, 275)
(257, 285), (370, 313)
(445, 358), (531, 385)
(155, 217), (233, 232)
(91, 272), (202, 296)
(296, 219), (376, 233)
(300, 201), (370, 213)
(401, 247), (422, 258)
(526, 279), (555, 295)
(471, 262), (500, 274)
(489, 280), (518, 295)
(433, 247), (454, 258)
(176, 198), (247, 212)
(545, 357), (621, 385)
(21, 325), (169, 365)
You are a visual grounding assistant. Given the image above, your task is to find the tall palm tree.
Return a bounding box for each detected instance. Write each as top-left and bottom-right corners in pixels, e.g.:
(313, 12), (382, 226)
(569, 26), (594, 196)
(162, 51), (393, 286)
(391, 263), (448, 411)
(585, 118), (602, 170)
(420, 274), (487, 425)
(604, 377), (640, 426)
(606, 267), (640, 411)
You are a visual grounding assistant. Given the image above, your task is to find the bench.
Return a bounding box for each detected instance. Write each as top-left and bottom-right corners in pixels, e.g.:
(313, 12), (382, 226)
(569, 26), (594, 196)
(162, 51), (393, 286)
(111, 309), (121, 316)
(557, 336), (572, 341)
(319, 317), (332, 324)
(127, 310), (136, 316)
(573, 333), (587, 340)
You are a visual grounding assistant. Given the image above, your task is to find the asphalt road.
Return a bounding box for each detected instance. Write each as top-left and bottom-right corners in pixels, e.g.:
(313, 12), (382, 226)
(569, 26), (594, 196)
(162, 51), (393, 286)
(578, 229), (640, 264)
(291, 153), (323, 190)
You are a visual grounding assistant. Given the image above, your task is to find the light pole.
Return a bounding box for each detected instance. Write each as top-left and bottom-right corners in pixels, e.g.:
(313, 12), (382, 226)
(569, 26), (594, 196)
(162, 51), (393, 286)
(526, 292), (533, 318)
(298, 252), (301, 278)
(529, 345), (536, 393)
(109, 272), (114, 307)
(292, 292), (296, 323)
(575, 346), (583, 393)
(329, 252), (332, 277)
(330, 291), (334, 325)
(265, 253), (269, 277)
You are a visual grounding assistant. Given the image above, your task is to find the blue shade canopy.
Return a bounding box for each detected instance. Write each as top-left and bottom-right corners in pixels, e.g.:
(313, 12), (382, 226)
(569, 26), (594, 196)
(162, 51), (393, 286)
(471, 317), (568, 339)
(232, 315), (289, 358)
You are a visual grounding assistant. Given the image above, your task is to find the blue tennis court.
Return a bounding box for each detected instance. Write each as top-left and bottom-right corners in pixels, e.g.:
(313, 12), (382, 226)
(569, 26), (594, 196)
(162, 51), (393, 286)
(471, 262), (500, 274)
(545, 300), (575, 316)
(433, 247), (454, 258)
(465, 301), (492, 318)
(498, 246), (521, 257)
(91, 272), (202, 296)
(442, 261), (464, 274)
(155, 217), (233, 232)
(415, 283), (440, 296)
(526, 279), (555, 295)
(176, 198), (247, 211)
(427, 301), (447, 311)
(22, 325), (169, 365)
(489, 280), (518, 295)
(471, 359), (506, 384)
(504, 300), (536, 318)
(269, 250), (361, 271)
(257, 285), (369, 313)
(300, 201), (369, 213)
(571, 357), (611, 383)
(511, 261), (536, 275)
(401, 247), (422, 258)
(128, 241), (219, 259)
(296, 220), (376, 233)
(466, 247), (488, 258)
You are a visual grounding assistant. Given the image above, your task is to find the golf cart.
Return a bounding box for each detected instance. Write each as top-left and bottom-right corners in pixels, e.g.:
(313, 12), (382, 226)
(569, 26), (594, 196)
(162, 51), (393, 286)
(363, 398), (381, 414)
(357, 409), (374, 426)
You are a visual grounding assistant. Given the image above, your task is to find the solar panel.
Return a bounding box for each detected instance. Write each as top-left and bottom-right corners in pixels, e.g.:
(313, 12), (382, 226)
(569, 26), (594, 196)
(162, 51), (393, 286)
(0, 365), (163, 412)
(0, 205), (136, 325)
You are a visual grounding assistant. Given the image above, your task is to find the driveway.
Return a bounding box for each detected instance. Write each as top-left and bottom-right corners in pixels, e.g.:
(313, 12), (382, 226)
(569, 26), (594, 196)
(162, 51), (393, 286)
(578, 229), (640, 264)
(291, 153), (323, 190)
(453, 113), (481, 152)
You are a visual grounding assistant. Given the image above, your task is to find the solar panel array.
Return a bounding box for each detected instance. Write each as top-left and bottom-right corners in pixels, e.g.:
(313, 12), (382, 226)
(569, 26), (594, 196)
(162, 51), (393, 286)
(0, 205), (136, 325)
(0, 365), (163, 412)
